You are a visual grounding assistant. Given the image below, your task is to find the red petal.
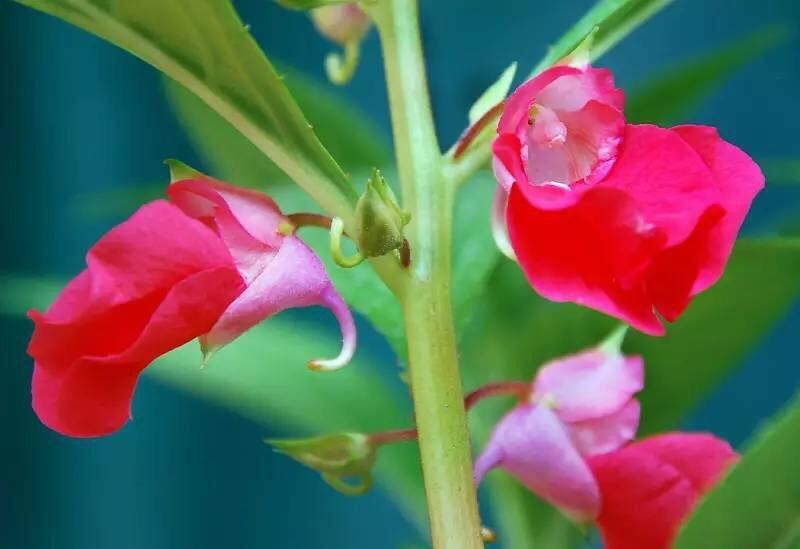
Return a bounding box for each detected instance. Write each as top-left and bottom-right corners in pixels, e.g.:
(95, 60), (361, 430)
(28, 201), (244, 437)
(507, 184), (667, 335)
(588, 433), (737, 549)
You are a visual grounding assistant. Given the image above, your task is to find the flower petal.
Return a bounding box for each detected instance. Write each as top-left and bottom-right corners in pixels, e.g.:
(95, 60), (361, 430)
(475, 404), (600, 521)
(490, 186), (516, 260)
(507, 183), (667, 335)
(533, 350), (644, 422)
(498, 65), (582, 133)
(28, 201), (244, 436)
(588, 433), (737, 549)
(670, 125), (765, 296)
(568, 399), (640, 456)
(202, 236), (356, 370)
(601, 124), (723, 247)
(168, 178), (286, 282)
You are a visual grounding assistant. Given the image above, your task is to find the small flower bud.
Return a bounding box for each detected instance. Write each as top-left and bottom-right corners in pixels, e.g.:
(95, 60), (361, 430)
(268, 432), (376, 495)
(311, 4), (370, 45)
(355, 169), (410, 258)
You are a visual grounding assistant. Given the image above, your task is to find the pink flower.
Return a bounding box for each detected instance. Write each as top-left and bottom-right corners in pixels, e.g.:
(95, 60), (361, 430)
(588, 433), (738, 549)
(474, 338), (643, 521)
(28, 177), (355, 437)
(493, 65), (764, 335)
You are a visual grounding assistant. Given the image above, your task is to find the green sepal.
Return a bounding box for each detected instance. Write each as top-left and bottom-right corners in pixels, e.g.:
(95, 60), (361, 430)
(267, 432), (377, 496)
(164, 158), (206, 183)
(355, 169), (410, 258)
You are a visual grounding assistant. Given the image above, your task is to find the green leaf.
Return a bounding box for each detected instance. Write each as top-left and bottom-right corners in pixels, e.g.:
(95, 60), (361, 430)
(627, 26), (790, 125)
(0, 273), (425, 531)
(15, 0), (358, 215)
(461, 238), (800, 547)
(275, 0), (350, 10)
(164, 69), (390, 190)
(675, 394), (800, 549)
(468, 63), (517, 124)
(532, 0), (674, 75)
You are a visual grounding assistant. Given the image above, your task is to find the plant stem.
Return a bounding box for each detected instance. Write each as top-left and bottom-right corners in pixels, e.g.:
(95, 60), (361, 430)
(371, 1), (483, 547)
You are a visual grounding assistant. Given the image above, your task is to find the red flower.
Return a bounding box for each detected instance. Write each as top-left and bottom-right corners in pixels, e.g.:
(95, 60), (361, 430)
(588, 433), (738, 549)
(493, 65), (764, 334)
(28, 177), (355, 437)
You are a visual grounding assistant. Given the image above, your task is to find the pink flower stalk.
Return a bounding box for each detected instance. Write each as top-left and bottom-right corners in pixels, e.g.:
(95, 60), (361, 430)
(492, 64), (764, 335)
(474, 337), (644, 521)
(28, 177), (355, 437)
(589, 433), (738, 549)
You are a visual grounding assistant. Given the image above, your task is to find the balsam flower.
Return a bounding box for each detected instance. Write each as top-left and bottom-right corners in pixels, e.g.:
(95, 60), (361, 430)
(589, 433), (738, 549)
(474, 337), (644, 520)
(493, 64), (764, 335)
(28, 175), (355, 437)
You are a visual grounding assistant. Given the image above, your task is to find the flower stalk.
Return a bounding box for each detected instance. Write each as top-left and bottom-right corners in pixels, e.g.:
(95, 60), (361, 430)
(371, 0), (484, 546)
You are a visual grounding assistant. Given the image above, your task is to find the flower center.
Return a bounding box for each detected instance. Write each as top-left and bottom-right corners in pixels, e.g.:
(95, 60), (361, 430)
(528, 105), (567, 148)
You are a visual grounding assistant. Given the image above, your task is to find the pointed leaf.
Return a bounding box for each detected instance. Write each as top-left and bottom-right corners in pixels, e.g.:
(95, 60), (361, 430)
(468, 63), (517, 124)
(627, 26), (790, 125)
(15, 0), (358, 217)
(164, 70), (389, 191)
(532, 0), (674, 75)
(276, 0), (350, 10)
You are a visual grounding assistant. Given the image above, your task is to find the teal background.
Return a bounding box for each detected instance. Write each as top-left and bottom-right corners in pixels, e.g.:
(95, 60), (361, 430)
(1, 0), (799, 547)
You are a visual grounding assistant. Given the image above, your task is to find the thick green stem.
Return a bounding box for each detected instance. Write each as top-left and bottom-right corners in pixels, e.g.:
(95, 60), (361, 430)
(371, 1), (483, 547)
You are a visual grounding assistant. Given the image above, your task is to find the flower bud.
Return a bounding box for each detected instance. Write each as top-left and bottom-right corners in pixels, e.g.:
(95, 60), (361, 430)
(355, 169), (410, 258)
(268, 432), (376, 495)
(311, 4), (370, 45)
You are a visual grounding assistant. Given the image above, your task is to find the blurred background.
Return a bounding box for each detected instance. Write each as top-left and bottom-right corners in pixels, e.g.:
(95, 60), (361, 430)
(1, 0), (799, 547)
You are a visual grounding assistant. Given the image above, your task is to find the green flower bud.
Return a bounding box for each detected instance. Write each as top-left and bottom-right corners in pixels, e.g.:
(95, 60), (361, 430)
(267, 432), (376, 496)
(356, 169), (410, 258)
(310, 4), (370, 46)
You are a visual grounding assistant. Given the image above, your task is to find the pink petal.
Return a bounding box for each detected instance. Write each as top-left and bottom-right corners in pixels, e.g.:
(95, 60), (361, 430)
(629, 433), (738, 492)
(523, 99), (624, 188)
(601, 124), (723, 247)
(533, 350), (644, 422)
(588, 433), (738, 549)
(28, 201), (245, 437)
(202, 236), (356, 371)
(670, 125), (765, 296)
(475, 404), (600, 521)
(168, 178), (286, 282)
(536, 67), (625, 113)
(506, 183), (667, 335)
(567, 399), (640, 456)
(492, 134), (527, 192)
(497, 65), (582, 134)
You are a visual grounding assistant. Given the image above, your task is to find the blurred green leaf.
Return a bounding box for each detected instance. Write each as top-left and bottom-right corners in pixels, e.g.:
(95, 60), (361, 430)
(165, 70), (389, 190)
(0, 273), (425, 531)
(764, 158), (800, 187)
(275, 0), (349, 10)
(461, 238), (800, 547)
(627, 26), (790, 125)
(675, 393), (800, 549)
(532, 0), (674, 75)
(468, 63), (517, 124)
(15, 0), (358, 212)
